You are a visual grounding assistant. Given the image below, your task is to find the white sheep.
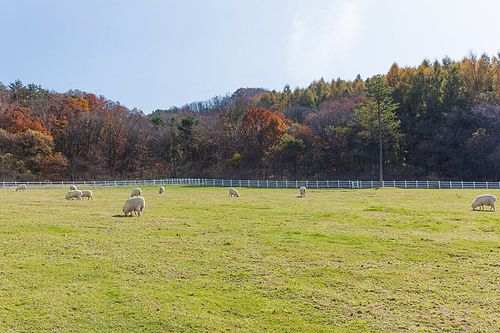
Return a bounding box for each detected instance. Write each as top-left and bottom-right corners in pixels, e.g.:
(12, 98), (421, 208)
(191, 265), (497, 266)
(69, 185), (77, 190)
(123, 196), (146, 216)
(65, 190), (82, 200)
(159, 187), (164, 194)
(299, 186), (306, 197)
(471, 194), (497, 211)
(81, 190), (93, 200)
(229, 188), (240, 197)
(16, 184), (27, 191)
(130, 188), (142, 197)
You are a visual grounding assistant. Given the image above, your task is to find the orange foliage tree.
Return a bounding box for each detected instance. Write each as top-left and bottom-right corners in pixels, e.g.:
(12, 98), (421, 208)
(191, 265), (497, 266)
(0, 106), (49, 135)
(241, 107), (287, 175)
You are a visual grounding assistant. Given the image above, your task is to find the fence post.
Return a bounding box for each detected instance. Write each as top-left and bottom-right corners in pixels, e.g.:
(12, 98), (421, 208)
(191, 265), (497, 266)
(486, 181), (489, 190)
(450, 181), (452, 189)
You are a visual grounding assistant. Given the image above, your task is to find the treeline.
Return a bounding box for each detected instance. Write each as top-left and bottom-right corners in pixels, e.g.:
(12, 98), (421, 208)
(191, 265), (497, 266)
(1, 52), (500, 182)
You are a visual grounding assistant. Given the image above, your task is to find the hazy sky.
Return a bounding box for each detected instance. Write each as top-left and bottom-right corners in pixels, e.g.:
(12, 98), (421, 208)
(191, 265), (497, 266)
(2, 0), (500, 114)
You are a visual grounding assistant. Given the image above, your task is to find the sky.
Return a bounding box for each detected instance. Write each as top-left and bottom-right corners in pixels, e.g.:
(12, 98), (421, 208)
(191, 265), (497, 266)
(2, 0), (500, 114)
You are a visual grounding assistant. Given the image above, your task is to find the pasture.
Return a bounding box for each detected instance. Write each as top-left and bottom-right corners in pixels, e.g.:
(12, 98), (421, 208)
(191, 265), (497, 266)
(0, 186), (499, 332)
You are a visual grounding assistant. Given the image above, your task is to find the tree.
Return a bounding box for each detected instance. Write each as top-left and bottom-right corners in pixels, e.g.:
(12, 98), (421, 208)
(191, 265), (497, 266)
(14, 129), (55, 175)
(178, 115), (201, 164)
(0, 106), (48, 134)
(241, 107), (287, 177)
(274, 134), (306, 180)
(356, 75), (401, 186)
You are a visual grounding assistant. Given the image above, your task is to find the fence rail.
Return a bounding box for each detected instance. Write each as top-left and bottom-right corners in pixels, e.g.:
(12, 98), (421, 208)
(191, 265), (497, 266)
(4, 179), (500, 190)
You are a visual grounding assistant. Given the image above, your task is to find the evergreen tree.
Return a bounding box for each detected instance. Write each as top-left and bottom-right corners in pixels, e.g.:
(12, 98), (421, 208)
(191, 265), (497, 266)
(356, 75), (401, 186)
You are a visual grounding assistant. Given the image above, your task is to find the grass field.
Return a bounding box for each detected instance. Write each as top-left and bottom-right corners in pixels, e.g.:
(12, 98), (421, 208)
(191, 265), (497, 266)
(0, 186), (499, 332)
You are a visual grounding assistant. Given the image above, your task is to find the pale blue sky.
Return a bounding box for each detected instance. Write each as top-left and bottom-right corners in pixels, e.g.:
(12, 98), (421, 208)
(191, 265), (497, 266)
(2, 0), (500, 114)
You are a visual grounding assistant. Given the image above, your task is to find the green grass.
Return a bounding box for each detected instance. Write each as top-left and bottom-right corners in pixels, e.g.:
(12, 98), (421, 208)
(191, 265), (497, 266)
(1, 186), (500, 332)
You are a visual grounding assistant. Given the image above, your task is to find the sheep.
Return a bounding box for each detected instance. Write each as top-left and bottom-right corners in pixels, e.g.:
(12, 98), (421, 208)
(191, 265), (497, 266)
(159, 186), (164, 194)
(69, 185), (77, 190)
(16, 184), (27, 191)
(123, 196), (146, 216)
(81, 190), (93, 200)
(299, 186), (306, 197)
(65, 190), (82, 200)
(471, 194), (497, 211)
(130, 188), (142, 197)
(229, 188), (240, 197)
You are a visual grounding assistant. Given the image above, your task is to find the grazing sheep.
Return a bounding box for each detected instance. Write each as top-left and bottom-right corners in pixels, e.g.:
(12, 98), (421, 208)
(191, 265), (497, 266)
(65, 190), (82, 200)
(16, 184), (27, 191)
(123, 196), (146, 216)
(229, 188), (240, 197)
(130, 188), (142, 197)
(471, 194), (497, 211)
(81, 190), (93, 200)
(299, 186), (306, 197)
(159, 187), (164, 194)
(69, 185), (77, 190)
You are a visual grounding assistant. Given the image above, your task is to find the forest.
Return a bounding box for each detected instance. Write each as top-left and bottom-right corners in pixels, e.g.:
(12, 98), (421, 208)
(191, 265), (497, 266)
(1, 52), (500, 182)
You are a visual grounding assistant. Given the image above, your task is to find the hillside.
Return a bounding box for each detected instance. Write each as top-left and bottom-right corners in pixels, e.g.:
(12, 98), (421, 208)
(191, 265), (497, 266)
(1, 52), (500, 181)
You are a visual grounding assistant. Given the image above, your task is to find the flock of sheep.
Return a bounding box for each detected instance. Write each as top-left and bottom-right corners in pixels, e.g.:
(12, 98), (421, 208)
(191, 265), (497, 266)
(62, 185), (147, 217)
(15, 183), (497, 214)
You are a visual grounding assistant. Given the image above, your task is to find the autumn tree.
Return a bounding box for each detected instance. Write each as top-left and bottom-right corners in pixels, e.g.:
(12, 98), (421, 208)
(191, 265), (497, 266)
(241, 107), (287, 177)
(0, 129), (16, 181)
(14, 129), (55, 176)
(0, 106), (48, 134)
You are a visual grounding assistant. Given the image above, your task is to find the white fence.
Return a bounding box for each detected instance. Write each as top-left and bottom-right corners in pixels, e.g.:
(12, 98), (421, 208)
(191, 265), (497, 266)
(4, 179), (500, 190)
